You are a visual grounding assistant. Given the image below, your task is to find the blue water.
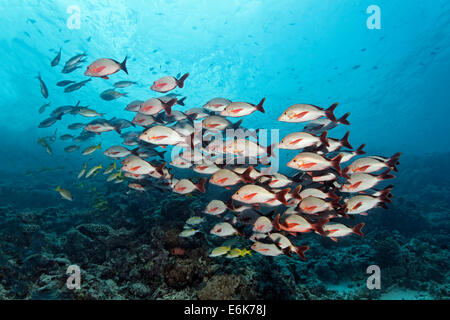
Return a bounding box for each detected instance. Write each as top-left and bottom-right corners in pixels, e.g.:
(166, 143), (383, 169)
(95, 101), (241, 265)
(0, 0), (448, 300)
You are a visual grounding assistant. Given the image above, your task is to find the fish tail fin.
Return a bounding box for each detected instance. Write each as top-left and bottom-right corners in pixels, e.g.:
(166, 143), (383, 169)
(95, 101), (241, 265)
(324, 103), (338, 122)
(162, 98), (177, 116)
(355, 144), (366, 155)
(330, 154), (343, 175)
(55, 185), (61, 191)
(231, 119), (243, 130)
(272, 214), (281, 231)
(387, 152), (402, 168)
(177, 97), (186, 106)
(337, 112), (351, 125)
(155, 163), (166, 177)
(130, 147), (140, 156)
(291, 185), (303, 199)
(176, 73), (189, 88)
(255, 98), (266, 113)
(226, 198), (236, 211)
(184, 132), (195, 150)
(340, 131), (352, 149)
(378, 185), (394, 204)
(196, 178), (206, 193)
(266, 143), (277, 158)
(352, 223), (365, 237)
(379, 169), (395, 180)
(120, 56), (128, 74)
(319, 130), (329, 147)
(157, 150), (166, 159)
(309, 218), (329, 236)
(291, 172), (304, 183)
(294, 245), (309, 261)
(240, 166), (255, 183)
(328, 188), (340, 201)
(275, 188), (290, 205)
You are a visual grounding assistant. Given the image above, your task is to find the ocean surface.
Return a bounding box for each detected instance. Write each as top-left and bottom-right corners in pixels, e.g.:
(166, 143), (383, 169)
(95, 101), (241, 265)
(0, 0), (448, 300)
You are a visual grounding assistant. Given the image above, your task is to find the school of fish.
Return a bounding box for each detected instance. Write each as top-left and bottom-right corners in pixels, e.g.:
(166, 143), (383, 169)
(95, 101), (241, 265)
(37, 50), (401, 261)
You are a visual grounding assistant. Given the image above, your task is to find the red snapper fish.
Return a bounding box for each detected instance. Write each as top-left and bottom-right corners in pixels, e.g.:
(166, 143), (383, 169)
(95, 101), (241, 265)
(341, 169), (395, 193)
(173, 178), (206, 194)
(232, 184), (290, 205)
(138, 98), (177, 116)
(151, 73), (189, 93)
(322, 223), (365, 242)
(220, 98), (266, 117)
(85, 57), (128, 79)
(278, 102), (350, 124)
(287, 152), (343, 173)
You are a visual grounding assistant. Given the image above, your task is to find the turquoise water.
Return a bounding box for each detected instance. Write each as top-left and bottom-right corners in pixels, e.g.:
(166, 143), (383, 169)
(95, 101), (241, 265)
(0, 0), (448, 300)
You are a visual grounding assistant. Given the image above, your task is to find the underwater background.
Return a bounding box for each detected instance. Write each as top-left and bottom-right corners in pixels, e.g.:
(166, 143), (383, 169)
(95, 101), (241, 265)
(0, 0), (449, 299)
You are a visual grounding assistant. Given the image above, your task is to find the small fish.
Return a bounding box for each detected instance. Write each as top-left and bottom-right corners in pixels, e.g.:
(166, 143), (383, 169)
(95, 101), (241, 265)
(151, 73), (189, 93)
(56, 186), (73, 201)
(59, 134), (74, 140)
(278, 103), (350, 124)
(220, 98), (265, 117)
(85, 164), (102, 178)
(278, 131), (328, 150)
(253, 216), (273, 233)
(345, 185), (393, 215)
(104, 145), (139, 159)
(36, 73), (49, 98)
(209, 246), (231, 257)
(76, 107), (104, 118)
(67, 122), (85, 130)
(103, 162), (117, 174)
(179, 228), (200, 238)
(344, 153), (401, 175)
(100, 89), (127, 101)
(322, 223), (365, 242)
(125, 100), (144, 112)
(51, 48), (61, 67)
(226, 248), (252, 258)
(38, 102), (51, 114)
(232, 184), (290, 206)
(64, 145), (80, 153)
(210, 222), (241, 237)
(341, 170), (395, 193)
(287, 153), (343, 173)
(107, 171), (122, 182)
(173, 178), (206, 194)
(203, 97), (232, 112)
(113, 80), (136, 88)
(204, 200), (228, 216)
(85, 57), (128, 79)
(62, 64), (82, 74)
(186, 216), (205, 225)
(138, 98), (176, 116)
(139, 125), (191, 147)
(78, 162), (87, 179)
(64, 79), (91, 93)
(65, 53), (87, 68)
(82, 143), (101, 156)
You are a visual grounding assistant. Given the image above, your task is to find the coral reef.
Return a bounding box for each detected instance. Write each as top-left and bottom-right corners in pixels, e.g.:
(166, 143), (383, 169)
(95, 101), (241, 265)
(0, 154), (448, 300)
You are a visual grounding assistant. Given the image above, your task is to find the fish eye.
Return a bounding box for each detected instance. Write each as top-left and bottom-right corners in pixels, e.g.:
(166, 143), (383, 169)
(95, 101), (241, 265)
(293, 159), (297, 162)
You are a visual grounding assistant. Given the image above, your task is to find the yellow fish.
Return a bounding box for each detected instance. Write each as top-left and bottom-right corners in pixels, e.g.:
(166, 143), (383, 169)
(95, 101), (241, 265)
(56, 186), (73, 201)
